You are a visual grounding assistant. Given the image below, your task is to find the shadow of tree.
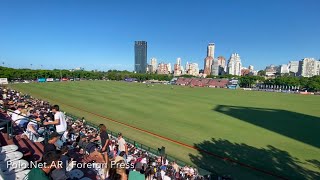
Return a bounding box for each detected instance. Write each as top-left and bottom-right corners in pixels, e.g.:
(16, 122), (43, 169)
(189, 138), (320, 180)
(214, 105), (320, 148)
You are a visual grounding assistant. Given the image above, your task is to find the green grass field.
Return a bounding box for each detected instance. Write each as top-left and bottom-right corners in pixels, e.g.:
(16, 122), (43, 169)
(9, 81), (320, 179)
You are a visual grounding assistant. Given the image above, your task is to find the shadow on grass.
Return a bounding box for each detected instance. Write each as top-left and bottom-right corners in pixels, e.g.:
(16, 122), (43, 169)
(214, 105), (320, 148)
(189, 138), (320, 179)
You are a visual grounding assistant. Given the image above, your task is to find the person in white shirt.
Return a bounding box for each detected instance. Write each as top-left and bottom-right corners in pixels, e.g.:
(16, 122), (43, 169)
(117, 132), (128, 155)
(44, 105), (67, 135)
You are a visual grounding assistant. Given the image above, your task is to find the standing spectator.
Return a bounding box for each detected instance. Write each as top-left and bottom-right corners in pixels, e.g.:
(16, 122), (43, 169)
(98, 124), (109, 162)
(117, 132), (128, 156)
(44, 105), (67, 135)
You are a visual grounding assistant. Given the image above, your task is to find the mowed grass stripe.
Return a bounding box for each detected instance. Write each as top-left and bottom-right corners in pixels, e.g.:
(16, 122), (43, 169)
(9, 81), (320, 179)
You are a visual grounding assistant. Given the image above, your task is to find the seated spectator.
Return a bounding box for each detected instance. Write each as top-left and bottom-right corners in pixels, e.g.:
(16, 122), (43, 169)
(114, 151), (125, 163)
(116, 160), (127, 180)
(61, 126), (73, 143)
(11, 105), (28, 128)
(50, 146), (70, 180)
(28, 151), (61, 180)
(129, 162), (145, 180)
(78, 135), (89, 153)
(23, 118), (44, 142)
(44, 132), (59, 152)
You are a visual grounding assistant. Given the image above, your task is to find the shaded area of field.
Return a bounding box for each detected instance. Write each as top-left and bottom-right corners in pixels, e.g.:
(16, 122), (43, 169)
(214, 105), (320, 148)
(190, 138), (320, 180)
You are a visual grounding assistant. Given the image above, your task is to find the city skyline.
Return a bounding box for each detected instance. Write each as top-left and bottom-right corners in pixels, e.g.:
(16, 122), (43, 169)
(0, 0), (320, 71)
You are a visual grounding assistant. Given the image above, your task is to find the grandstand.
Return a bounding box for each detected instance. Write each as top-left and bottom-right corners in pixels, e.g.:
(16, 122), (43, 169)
(175, 77), (229, 88)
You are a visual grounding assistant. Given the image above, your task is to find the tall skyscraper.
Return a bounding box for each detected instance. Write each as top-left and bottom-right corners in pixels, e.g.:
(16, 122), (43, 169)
(174, 58), (182, 76)
(227, 53), (242, 76)
(204, 43), (215, 75)
(207, 43), (215, 58)
(134, 41), (147, 73)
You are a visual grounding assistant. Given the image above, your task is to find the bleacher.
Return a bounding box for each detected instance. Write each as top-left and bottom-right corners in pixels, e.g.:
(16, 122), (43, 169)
(176, 77), (229, 88)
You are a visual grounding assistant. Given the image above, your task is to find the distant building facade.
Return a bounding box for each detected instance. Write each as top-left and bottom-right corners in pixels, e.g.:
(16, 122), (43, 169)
(211, 60), (219, 76)
(134, 41), (147, 73)
(288, 61), (299, 74)
(150, 58), (157, 73)
(186, 63), (199, 76)
(265, 64), (280, 77)
(227, 53), (242, 76)
(280, 64), (290, 74)
(174, 58), (182, 76)
(157, 62), (170, 75)
(298, 58), (319, 77)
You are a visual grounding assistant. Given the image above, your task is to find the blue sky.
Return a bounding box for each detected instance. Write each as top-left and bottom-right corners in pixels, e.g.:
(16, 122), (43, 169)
(0, 0), (319, 71)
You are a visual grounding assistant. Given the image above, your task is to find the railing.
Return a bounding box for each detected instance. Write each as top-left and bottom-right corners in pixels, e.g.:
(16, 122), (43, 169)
(65, 113), (213, 176)
(0, 118), (13, 140)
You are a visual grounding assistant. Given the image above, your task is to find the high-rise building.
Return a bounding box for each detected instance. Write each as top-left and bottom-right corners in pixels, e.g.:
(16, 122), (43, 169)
(207, 43), (215, 58)
(167, 63), (172, 74)
(227, 53), (242, 76)
(211, 59), (219, 76)
(280, 64), (289, 74)
(134, 41), (147, 73)
(176, 57), (181, 66)
(298, 58), (318, 77)
(185, 62), (189, 72)
(288, 61), (299, 74)
(217, 56), (226, 70)
(150, 58), (157, 73)
(181, 66), (185, 75)
(174, 58), (182, 76)
(186, 63), (199, 76)
(204, 43), (215, 75)
(157, 62), (169, 75)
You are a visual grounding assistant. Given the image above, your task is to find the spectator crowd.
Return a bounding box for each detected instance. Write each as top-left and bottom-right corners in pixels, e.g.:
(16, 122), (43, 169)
(0, 87), (207, 180)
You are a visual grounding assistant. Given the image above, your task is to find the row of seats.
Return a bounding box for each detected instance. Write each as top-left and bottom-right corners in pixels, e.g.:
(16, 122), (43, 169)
(0, 144), (30, 180)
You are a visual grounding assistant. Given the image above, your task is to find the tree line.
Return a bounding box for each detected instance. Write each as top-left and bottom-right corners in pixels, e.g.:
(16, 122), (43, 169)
(0, 67), (172, 82)
(238, 75), (320, 92)
(1, 66), (319, 91)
